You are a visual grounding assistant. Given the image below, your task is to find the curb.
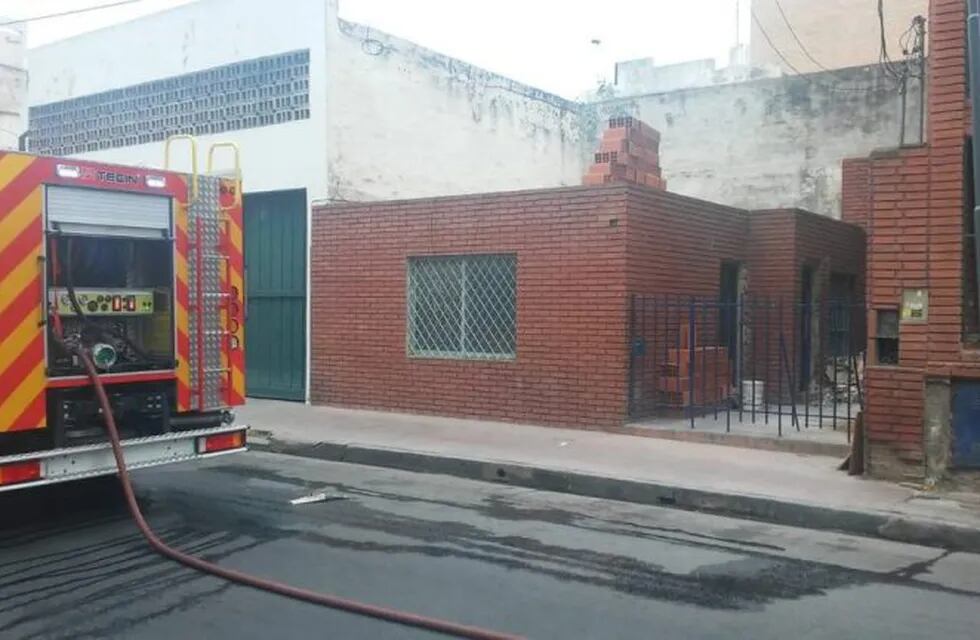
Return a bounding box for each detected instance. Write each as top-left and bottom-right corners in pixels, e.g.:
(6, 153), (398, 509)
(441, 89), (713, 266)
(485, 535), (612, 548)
(632, 428), (850, 458)
(249, 435), (980, 553)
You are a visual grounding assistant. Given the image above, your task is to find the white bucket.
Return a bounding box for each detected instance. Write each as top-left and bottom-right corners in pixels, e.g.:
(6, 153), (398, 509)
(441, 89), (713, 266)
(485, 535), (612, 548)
(742, 380), (765, 409)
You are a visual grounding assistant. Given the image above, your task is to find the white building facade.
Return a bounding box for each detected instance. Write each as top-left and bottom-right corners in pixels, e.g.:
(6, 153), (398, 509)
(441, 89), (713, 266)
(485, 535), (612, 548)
(0, 21), (26, 150)
(26, 0), (588, 401)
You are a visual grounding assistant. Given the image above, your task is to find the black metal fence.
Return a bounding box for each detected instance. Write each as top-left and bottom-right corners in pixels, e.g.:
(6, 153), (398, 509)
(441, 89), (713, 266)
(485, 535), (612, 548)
(628, 295), (866, 439)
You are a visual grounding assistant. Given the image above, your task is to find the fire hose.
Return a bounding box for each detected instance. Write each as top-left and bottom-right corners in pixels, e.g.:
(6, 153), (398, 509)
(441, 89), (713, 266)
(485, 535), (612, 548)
(72, 349), (521, 640)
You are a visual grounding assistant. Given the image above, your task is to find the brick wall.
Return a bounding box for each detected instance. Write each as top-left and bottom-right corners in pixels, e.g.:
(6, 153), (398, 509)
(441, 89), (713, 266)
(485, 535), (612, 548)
(310, 186), (631, 428)
(842, 0), (980, 481)
(625, 188), (747, 295)
(742, 210), (866, 400)
(311, 183), (866, 430)
(743, 209), (866, 301)
(794, 208), (867, 303)
(746, 211), (799, 302)
(842, 158), (872, 230)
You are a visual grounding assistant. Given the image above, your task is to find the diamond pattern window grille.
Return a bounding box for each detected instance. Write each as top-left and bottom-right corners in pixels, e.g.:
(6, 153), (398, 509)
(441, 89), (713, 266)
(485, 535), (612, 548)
(407, 254), (517, 359)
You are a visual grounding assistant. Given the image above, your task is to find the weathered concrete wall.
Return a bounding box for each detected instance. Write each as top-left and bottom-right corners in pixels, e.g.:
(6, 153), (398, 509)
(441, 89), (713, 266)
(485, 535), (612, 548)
(0, 22), (26, 150)
(612, 55), (773, 95)
(750, 0), (928, 73)
(323, 2), (587, 201)
(23, 0), (925, 222)
(588, 65), (922, 217)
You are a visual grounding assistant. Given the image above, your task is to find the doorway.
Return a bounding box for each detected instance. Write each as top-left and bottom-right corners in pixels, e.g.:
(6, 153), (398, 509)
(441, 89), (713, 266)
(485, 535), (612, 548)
(799, 265), (815, 390)
(719, 261), (743, 376)
(243, 189), (307, 401)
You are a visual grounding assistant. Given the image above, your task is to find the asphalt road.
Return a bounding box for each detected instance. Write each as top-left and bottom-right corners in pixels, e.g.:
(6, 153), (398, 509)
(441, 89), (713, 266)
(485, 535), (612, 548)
(1, 451), (979, 640)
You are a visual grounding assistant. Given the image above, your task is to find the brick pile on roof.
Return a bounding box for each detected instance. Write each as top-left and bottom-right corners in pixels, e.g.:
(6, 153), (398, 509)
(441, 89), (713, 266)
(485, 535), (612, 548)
(583, 116), (665, 190)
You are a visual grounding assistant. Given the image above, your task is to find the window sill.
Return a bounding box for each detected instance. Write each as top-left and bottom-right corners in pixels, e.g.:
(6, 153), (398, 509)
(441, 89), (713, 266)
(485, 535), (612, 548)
(408, 351), (517, 362)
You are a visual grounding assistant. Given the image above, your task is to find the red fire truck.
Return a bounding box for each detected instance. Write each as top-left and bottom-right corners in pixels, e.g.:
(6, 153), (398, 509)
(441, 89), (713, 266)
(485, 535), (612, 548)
(0, 137), (247, 492)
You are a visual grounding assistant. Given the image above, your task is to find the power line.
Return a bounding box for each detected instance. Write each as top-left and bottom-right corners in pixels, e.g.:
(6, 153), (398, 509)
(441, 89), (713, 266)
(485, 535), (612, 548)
(750, 8), (883, 94)
(0, 0), (143, 28)
(773, 0), (829, 71)
(877, 0), (904, 80)
(750, 8), (804, 75)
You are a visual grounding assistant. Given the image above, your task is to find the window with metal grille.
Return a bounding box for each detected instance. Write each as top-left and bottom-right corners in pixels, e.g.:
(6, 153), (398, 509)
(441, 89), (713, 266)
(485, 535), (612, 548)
(407, 254), (517, 359)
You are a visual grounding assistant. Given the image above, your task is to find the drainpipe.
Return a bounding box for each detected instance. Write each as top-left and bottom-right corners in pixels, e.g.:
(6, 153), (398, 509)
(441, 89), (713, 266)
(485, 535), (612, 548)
(967, 0), (980, 323)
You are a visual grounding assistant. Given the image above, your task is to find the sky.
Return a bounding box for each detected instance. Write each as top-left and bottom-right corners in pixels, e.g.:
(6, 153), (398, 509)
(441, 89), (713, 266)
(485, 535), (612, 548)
(2, 0), (746, 98)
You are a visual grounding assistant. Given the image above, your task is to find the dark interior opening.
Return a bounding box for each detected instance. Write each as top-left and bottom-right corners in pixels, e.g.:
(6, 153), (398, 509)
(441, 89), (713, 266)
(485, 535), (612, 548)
(719, 260), (741, 365)
(799, 265), (815, 389)
(964, 136), (980, 343)
(875, 310), (900, 365)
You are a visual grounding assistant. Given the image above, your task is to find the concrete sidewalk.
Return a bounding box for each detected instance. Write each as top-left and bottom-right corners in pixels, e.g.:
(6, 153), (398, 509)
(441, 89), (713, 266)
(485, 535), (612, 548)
(238, 399), (980, 551)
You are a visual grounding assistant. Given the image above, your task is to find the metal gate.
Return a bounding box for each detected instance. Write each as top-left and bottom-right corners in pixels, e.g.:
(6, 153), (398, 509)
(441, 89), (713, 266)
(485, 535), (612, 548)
(628, 294), (866, 438)
(243, 189), (306, 400)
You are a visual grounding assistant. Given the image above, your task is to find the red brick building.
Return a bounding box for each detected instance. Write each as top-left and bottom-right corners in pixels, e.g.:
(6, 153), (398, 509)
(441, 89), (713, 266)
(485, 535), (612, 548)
(842, 0), (978, 483)
(310, 184), (863, 429)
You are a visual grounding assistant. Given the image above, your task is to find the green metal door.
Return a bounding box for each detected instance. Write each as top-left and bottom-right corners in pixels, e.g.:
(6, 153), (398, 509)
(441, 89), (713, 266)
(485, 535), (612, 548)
(243, 189), (306, 400)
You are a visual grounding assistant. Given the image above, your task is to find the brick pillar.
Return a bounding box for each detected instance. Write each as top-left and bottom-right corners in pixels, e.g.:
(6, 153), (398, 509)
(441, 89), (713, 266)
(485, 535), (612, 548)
(841, 157), (871, 231)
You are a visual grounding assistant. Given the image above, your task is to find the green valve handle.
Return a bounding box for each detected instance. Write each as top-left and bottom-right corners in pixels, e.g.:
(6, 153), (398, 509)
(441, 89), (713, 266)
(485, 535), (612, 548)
(91, 343), (118, 371)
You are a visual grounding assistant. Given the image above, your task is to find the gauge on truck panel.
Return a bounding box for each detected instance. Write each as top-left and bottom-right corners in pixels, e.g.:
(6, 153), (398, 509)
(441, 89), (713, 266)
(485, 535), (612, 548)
(49, 288), (156, 316)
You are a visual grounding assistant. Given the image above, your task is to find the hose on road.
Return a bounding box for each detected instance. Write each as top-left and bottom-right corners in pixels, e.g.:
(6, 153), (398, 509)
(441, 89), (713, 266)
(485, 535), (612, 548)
(75, 349), (521, 640)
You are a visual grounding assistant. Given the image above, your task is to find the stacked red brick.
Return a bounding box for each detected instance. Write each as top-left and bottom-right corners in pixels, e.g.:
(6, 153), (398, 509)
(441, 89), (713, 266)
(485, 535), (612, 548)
(584, 116), (666, 189)
(656, 325), (731, 408)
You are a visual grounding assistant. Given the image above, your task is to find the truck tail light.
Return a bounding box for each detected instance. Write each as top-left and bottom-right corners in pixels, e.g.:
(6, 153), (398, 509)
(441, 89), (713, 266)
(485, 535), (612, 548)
(196, 430), (246, 454)
(0, 460), (42, 486)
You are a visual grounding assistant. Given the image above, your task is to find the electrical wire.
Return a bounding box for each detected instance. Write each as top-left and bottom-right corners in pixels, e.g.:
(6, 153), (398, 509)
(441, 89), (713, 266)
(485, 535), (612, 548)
(749, 9), (803, 75)
(878, 0), (906, 80)
(0, 1), (144, 27)
(749, 9), (877, 94)
(773, 0), (829, 71)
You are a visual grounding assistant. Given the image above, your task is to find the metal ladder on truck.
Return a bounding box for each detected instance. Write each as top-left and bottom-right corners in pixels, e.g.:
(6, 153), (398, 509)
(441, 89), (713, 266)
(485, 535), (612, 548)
(165, 135), (243, 412)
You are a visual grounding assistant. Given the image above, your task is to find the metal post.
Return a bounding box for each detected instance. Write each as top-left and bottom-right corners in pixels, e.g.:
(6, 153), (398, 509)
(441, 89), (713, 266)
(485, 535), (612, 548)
(714, 301), (721, 421)
(674, 296), (684, 407)
(791, 298), (798, 428)
(762, 298), (772, 425)
(737, 298), (744, 424)
(662, 296), (668, 414)
(750, 298), (756, 425)
(846, 319), (853, 437)
(701, 301), (707, 417)
(650, 296), (657, 417)
(626, 294), (637, 418)
(804, 301), (810, 429)
(851, 353), (864, 444)
(777, 299), (783, 435)
(781, 334), (801, 432)
(832, 326), (839, 431)
(818, 300), (824, 429)
(688, 297), (696, 429)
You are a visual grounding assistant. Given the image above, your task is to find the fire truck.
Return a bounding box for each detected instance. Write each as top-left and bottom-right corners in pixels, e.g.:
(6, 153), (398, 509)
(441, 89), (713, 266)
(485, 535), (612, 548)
(0, 136), (247, 492)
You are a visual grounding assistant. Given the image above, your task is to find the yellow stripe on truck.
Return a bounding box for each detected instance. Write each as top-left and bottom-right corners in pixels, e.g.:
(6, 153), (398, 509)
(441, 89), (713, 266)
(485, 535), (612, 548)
(0, 360), (45, 427)
(0, 154), (36, 192)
